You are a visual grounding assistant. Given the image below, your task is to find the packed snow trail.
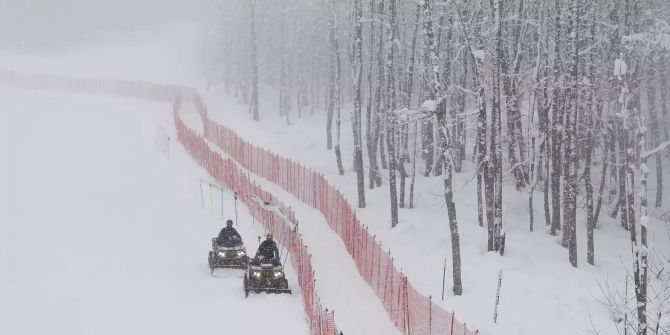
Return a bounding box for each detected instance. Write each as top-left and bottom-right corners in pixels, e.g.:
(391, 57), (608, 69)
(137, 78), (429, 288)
(0, 88), (309, 335)
(178, 106), (402, 335)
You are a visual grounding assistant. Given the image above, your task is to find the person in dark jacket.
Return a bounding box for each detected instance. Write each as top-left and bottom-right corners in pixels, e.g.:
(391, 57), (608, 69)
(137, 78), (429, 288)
(217, 220), (241, 245)
(256, 233), (279, 261)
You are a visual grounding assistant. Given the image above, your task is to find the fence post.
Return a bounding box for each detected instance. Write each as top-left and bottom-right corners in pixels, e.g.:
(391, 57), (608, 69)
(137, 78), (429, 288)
(442, 257), (447, 301)
(394, 270), (401, 326)
(369, 234), (375, 284)
(405, 276), (411, 335)
(398, 274), (404, 332)
(199, 181), (204, 209)
(234, 192), (238, 225)
(383, 250), (391, 304)
(450, 310), (455, 335)
(377, 241), (382, 294)
(494, 269), (503, 324)
(389, 257), (395, 316)
(429, 295), (432, 335)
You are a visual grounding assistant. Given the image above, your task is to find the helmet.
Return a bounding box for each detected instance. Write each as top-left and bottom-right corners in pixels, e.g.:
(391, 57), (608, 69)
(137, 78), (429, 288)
(226, 220), (233, 227)
(266, 233), (273, 240)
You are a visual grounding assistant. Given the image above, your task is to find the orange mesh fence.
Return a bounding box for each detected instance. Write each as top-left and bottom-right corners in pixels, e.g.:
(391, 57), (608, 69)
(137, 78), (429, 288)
(199, 97), (479, 335)
(175, 101), (339, 335)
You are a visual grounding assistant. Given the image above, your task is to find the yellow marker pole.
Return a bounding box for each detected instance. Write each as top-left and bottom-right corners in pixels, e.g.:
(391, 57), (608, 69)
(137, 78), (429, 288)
(199, 181), (204, 209)
(271, 210), (276, 239)
(234, 192), (239, 226)
(209, 184), (213, 213)
(441, 257), (448, 300)
(257, 204), (263, 245)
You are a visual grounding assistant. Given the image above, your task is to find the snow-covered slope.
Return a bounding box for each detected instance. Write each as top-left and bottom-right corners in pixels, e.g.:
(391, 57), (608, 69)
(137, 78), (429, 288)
(0, 88), (309, 335)
(0, 22), (204, 88)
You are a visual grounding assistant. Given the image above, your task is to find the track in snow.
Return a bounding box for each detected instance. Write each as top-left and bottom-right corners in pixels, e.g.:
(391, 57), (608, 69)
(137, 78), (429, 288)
(178, 102), (402, 335)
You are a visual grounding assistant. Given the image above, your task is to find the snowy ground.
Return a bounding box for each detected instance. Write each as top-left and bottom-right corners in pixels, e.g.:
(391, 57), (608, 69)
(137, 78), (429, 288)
(0, 88), (309, 335)
(204, 86), (670, 335)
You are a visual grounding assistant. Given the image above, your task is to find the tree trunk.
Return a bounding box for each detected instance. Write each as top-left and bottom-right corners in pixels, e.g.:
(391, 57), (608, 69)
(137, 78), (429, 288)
(540, 3), (552, 228)
(455, 33), (467, 173)
(550, 0), (563, 237)
(530, 136), (537, 232)
(366, 0), (375, 187)
(329, 0), (345, 175)
(387, 0), (399, 228)
(406, 2), (421, 209)
(249, 0), (260, 122)
(370, 0), (385, 189)
(477, 82), (487, 229)
(655, 57), (666, 208)
(635, 83), (649, 335)
(410, 120), (418, 208)
(454, 0), (490, 241)
(617, 120), (629, 229)
(352, 0), (366, 208)
(444, 138), (463, 295)
(500, 0), (528, 190)
(585, 1), (596, 266)
(279, 1), (287, 119)
(565, 0), (580, 267)
(492, 0), (504, 253)
(593, 127), (610, 227)
(661, 58), (669, 164)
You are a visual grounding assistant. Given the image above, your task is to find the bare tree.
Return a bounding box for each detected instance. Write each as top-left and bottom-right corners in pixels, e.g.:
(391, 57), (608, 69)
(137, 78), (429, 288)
(491, 0), (505, 253)
(585, 0), (597, 266)
(328, 0), (345, 175)
(423, 0), (463, 294)
(369, 0), (385, 189)
(386, 0), (399, 228)
(564, 0), (580, 267)
(249, 0), (259, 121)
(351, 0), (366, 208)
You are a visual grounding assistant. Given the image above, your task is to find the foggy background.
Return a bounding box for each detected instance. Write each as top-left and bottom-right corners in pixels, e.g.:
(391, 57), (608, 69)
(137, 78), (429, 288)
(0, 0), (211, 54)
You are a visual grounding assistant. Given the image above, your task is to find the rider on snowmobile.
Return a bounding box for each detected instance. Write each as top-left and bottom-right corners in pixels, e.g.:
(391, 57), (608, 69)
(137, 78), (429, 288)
(256, 233), (280, 261)
(217, 219), (241, 245)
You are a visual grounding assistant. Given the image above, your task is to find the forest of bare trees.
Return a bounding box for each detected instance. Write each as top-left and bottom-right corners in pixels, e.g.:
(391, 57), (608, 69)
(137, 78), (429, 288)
(208, 1), (670, 333)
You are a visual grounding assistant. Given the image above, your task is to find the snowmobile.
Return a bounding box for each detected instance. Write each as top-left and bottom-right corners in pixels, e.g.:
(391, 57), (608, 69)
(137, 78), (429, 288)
(208, 235), (249, 273)
(243, 257), (291, 297)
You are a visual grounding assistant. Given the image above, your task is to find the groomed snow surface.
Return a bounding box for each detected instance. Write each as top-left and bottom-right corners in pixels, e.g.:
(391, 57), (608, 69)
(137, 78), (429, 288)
(0, 88), (309, 335)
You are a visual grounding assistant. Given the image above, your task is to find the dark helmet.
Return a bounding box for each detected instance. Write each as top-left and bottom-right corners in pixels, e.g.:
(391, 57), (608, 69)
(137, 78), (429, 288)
(226, 219), (233, 227)
(266, 233), (273, 240)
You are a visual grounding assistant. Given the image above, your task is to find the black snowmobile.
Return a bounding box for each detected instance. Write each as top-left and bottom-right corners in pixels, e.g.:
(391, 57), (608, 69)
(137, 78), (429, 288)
(243, 257), (291, 297)
(208, 234), (249, 273)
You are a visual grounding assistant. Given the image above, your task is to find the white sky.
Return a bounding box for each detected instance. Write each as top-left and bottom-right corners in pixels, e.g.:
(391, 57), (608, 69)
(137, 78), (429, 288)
(0, 0), (211, 53)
